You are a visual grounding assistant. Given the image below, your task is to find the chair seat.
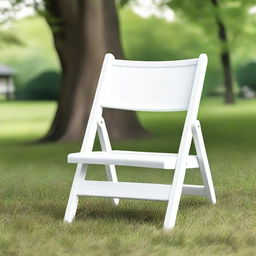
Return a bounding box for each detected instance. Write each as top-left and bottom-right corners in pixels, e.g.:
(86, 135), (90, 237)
(68, 150), (199, 169)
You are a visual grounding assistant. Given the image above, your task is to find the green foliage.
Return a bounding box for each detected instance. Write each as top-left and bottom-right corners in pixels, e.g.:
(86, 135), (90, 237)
(0, 16), (59, 91)
(22, 70), (61, 100)
(236, 62), (256, 91)
(166, 0), (256, 50)
(0, 30), (23, 47)
(163, 0), (256, 96)
(119, 0), (130, 7)
(0, 6), (255, 98)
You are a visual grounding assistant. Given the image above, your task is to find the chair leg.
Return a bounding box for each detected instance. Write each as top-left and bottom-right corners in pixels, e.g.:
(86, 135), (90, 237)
(98, 117), (119, 205)
(192, 120), (216, 204)
(105, 164), (119, 205)
(163, 165), (187, 230)
(64, 163), (87, 223)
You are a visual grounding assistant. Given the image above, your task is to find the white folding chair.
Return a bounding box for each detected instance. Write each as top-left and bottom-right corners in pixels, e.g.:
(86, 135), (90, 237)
(64, 53), (216, 230)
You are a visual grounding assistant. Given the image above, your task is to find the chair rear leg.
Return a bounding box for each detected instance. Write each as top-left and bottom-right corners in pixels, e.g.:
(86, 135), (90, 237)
(105, 164), (119, 205)
(64, 163), (87, 223)
(192, 120), (216, 204)
(98, 118), (119, 205)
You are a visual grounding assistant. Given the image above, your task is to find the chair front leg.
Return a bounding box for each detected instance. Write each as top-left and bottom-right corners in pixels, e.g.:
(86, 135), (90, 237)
(64, 163), (88, 223)
(163, 162), (187, 230)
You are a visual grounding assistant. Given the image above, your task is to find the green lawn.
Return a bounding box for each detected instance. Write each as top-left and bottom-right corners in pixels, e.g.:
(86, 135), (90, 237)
(0, 98), (256, 256)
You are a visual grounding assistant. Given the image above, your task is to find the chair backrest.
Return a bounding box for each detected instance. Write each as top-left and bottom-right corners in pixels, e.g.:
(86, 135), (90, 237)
(81, 53), (207, 152)
(98, 55), (205, 112)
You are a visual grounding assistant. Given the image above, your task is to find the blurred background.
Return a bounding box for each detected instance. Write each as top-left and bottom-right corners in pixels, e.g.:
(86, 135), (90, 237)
(0, 1), (256, 255)
(0, 0), (256, 142)
(1, 0), (256, 143)
(1, 1), (256, 99)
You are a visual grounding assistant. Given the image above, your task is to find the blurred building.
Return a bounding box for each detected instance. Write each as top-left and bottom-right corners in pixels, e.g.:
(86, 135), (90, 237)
(241, 86), (255, 98)
(0, 64), (15, 99)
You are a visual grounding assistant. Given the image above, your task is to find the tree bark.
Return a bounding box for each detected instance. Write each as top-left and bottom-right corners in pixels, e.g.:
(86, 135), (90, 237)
(42, 0), (146, 142)
(211, 0), (235, 104)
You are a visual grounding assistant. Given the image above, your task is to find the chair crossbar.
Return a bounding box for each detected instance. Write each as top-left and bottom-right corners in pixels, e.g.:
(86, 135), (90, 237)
(76, 180), (206, 201)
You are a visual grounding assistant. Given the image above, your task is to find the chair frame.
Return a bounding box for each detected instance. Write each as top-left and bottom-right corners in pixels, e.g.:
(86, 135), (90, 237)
(64, 53), (216, 230)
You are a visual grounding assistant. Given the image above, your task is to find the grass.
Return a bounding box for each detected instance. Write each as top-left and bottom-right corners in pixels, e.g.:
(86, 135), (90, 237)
(0, 98), (256, 255)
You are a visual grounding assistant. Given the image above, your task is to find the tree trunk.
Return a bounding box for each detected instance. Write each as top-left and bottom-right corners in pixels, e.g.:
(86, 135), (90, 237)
(221, 51), (234, 104)
(211, 0), (235, 104)
(42, 0), (146, 142)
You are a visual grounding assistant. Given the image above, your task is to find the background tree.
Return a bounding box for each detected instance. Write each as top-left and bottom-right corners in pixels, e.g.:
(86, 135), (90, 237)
(166, 0), (255, 104)
(37, 0), (146, 142)
(1, 0), (146, 142)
